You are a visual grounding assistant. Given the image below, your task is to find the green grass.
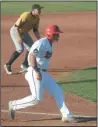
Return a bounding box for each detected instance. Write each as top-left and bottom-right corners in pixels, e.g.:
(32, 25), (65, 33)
(58, 67), (97, 102)
(1, 1), (96, 14)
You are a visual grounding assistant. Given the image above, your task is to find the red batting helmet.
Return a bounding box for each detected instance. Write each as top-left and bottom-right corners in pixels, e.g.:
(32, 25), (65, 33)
(45, 25), (63, 39)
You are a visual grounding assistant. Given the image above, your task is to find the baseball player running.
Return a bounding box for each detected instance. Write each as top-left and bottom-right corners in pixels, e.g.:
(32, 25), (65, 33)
(8, 25), (76, 122)
(4, 4), (44, 74)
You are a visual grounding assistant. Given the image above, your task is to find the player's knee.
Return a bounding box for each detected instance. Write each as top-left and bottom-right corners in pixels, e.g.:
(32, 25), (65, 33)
(36, 96), (43, 102)
(33, 99), (39, 105)
(31, 98), (42, 105)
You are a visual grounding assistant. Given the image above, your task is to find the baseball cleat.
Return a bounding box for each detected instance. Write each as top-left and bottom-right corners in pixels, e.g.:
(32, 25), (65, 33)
(4, 64), (12, 74)
(8, 101), (15, 120)
(62, 115), (78, 123)
(20, 64), (28, 72)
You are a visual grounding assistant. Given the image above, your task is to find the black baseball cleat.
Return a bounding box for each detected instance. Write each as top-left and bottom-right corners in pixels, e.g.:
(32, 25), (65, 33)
(4, 64), (12, 74)
(8, 101), (15, 120)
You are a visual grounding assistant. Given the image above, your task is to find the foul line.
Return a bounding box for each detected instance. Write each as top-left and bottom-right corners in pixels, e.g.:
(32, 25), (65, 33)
(1, 109), (61, 116)
(1, 109), (97, 118)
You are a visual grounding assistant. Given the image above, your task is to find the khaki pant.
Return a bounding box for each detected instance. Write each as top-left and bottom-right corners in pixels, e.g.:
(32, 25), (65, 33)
(10, 26), (33, 53)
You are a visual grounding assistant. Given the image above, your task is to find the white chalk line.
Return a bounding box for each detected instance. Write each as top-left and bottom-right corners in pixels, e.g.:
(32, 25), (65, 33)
(1, 109), (61, 116)
(1, 109), (97, 118)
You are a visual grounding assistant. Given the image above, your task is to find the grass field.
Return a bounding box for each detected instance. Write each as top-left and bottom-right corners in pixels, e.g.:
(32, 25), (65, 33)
(58, 67), (97, 102)
(1, 1), (96, 14)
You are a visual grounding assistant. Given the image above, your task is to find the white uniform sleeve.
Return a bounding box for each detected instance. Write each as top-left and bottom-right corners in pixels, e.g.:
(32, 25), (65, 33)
(29, 41), (44, 57)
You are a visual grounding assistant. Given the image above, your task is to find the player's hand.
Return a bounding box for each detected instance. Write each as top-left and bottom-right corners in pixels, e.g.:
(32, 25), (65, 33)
(36, 72), (42, 80)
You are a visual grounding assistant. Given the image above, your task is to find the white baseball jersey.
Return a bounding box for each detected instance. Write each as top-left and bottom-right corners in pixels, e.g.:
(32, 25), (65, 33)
(28, 37), (52, 69)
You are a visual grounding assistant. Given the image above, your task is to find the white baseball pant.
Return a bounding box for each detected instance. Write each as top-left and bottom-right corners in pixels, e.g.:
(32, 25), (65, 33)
(11, 67), (71, 117)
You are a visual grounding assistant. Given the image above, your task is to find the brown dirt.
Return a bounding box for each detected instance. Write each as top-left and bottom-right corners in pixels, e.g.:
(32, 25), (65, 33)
(1, 12), (96, 126)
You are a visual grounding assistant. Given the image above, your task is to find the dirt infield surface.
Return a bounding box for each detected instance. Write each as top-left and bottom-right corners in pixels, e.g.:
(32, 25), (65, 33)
(1, 12), (97, 126)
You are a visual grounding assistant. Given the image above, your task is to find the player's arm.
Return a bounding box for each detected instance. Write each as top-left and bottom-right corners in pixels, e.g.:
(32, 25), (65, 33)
(14, 13), (27, 43)
(29, 53), (39, 72)
(33, 20), (41, 40)
(33, 28), (40, 40)
(29, 51), (42, 80)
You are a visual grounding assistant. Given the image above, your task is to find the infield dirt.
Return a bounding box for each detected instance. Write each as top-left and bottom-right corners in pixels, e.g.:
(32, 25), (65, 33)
(1, 12), (96, 126)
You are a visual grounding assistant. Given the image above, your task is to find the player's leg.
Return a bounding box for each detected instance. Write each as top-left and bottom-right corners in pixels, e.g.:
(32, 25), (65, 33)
(8, 67), (44, 119)
(43, 72), (72, 117)
(4, 26), (24, 74)
(25, 67), (44, 102)
(20, 33), (34, 71)
(9, 67), (43, 111)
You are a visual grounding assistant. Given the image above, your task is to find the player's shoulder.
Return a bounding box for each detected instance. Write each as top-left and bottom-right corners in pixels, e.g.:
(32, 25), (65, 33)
(40, 37), (48, 43)
(21, 12), (30, 17)
(33, 37), (48, 47)
(39, 37), (48, 45)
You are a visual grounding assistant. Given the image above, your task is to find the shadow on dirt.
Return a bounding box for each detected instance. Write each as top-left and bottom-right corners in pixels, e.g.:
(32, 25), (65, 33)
(73, 116), (97, 123)
(21, 116), (97, 123)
